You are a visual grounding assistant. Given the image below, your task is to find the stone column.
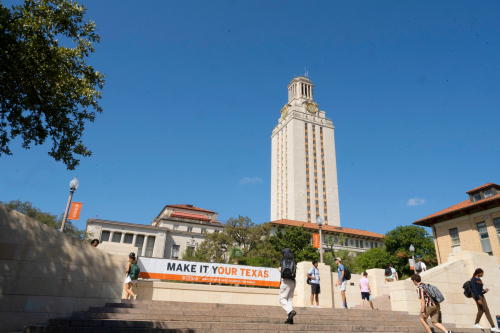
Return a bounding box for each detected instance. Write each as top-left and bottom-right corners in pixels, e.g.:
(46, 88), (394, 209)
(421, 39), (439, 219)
(109, 231), (115, 242)
(132, 234), (137, 246)
(120, 233), (125, 243)
(143, 235), (149, 257)
(294, 261), (332, 308)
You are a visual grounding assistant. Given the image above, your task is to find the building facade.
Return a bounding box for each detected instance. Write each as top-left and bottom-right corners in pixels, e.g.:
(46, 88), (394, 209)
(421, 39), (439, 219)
(271, 76), (340, 226)
(86, 204), (224, 259)
(269, 219), (384, 255)
(414, 183), (500, 264)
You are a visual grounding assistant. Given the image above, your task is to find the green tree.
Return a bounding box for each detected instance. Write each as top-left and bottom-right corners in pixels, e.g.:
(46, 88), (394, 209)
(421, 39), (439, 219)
(325, 250), (361, 274)
(268, 225), (319, 263)
(0, 0), (105, 170)
(1, 199), (93, 241)
(384, 225), (437, 277)
(324, 233), (347, 258)
(181, 215), (275, 264)
(355, 247), (394, 272)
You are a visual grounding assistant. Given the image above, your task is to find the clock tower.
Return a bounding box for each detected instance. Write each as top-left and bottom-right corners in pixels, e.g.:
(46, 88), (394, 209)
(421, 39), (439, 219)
(271, 76), (341, 226)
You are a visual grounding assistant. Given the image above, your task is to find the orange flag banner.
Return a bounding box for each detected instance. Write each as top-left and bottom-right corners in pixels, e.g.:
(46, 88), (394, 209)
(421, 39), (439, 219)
(313, 234), (320, 248)
(69, 202), (83, 220)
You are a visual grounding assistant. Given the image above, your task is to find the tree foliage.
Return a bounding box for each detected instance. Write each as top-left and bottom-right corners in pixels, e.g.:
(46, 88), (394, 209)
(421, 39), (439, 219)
(268, 225), (319, 263)
(1, 199), (93, 241)
(0, 0), (105, 170)
(355, 225), (437, 277)
(325, 250), (361, 274)
(181, 216), (277, 264)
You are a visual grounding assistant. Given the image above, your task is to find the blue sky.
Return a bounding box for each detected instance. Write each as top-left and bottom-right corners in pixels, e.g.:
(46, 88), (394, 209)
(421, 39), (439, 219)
(1, 0), (500, 235)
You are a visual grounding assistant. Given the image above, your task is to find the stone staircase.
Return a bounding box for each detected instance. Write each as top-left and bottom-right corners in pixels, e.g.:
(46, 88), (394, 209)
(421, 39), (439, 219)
(352, 294), (392, 311)
(23, 299), (487, 333)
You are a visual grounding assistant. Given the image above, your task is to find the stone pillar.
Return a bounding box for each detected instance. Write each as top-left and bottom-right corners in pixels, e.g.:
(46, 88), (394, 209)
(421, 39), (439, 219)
(143, 235), (149, 256)
(109, 231), (114, 242)
(120, 233), (125, 243)
(294, 261), (332, 308)
(132, 234), (137, 246)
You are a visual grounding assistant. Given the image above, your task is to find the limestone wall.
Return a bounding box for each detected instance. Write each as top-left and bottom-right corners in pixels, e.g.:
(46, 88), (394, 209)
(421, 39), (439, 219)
(0, 204), (128, 333)
(332, 269), (390, 309)
(134, 281), (292, 306)
(389, 251), (500, 328)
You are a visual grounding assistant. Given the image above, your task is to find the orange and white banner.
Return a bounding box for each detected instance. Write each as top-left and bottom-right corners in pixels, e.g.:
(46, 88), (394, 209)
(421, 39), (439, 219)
(138, 257), (281, 287)
(69, 202), (82, 220)
(313, 234), (320, 248)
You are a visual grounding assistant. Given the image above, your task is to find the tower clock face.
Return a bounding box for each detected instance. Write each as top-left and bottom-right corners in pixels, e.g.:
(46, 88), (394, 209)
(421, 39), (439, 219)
(306, 103), (316, 113)
(281, 107), (288, 118)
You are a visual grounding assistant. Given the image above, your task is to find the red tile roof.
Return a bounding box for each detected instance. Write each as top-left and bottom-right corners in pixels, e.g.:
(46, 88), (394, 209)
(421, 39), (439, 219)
(268, 219), (384, 239)
(170, 212), (212, 222)
(465, 183), (497, 194)
(413, 191), (500, 226)
(166, 205), (216, 213)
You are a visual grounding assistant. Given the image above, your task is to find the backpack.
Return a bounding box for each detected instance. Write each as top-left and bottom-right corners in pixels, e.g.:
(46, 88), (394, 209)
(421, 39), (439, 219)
(343, 267), (351, 281)
(422, 284), (445, 303)
(129, 261), (141, 280)
(385, 267), (392, 276)
(280, 253), (296, 279)
(463, 281), (473, 298)
(415, 261), (422, 273)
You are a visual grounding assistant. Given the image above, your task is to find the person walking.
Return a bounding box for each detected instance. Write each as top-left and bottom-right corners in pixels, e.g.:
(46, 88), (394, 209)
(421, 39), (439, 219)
(415, 258), (427, 274)
(334, 257), (347, 309)
(359, 272), (374, 310)
(278, 247), (297, 324)
(124, 252), (140, 300)
(411, 274), (453, 333)
(307, 260), (321, 308)
(471, 268), (500, 331)
(384, 264), (397, 283)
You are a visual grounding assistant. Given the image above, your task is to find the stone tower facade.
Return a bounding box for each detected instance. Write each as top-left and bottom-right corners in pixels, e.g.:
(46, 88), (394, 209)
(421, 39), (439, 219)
(271, 76), (341, 226)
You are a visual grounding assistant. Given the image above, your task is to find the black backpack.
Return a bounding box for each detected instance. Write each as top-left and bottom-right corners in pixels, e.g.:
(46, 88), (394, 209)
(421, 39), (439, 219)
(343, 267), (351, 281)
(463, 281), (473, 298)
(385, 267), (392, 276)
(280, 253), (296, 279)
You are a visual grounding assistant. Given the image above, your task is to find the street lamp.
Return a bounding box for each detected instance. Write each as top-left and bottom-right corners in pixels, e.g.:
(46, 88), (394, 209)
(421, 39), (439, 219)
(60, 176), (79, 232)
(316, 216), (324, 264)
(409, 244), (416, 275)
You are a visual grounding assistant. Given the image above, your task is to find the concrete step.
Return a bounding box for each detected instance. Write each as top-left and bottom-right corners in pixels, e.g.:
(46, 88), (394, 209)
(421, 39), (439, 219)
(352, 294), (392, 311)
(23, 323), (487, 333)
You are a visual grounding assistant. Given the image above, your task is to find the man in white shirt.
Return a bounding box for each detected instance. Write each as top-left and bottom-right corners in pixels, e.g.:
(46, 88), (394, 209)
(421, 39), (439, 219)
(306, 260), (321, 308)
(416, 258), (427, 274)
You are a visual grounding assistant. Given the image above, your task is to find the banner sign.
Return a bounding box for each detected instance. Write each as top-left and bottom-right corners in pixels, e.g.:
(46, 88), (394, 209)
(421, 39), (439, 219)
(409, 259), (414, 270)
(69, 202), (82, 220)
(138, 257), (281, 287)
(313, 234), (320, 248)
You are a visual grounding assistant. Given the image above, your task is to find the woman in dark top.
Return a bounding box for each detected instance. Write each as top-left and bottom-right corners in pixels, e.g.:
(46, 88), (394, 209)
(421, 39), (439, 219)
(471, 268), (499, 331)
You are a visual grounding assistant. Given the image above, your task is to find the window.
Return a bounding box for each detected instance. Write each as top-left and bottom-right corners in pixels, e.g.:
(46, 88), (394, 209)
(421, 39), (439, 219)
(172, 245), (180, 259)
(101, 231), (110, 242)
(449, 228), (460, 246)
(214, 230), (219, 233)
(187, 227), (193, 232)
(173, 225), (179, 230)
(360, 241), (363, 249)
(473, 193), (482, 202)
(145, 237), (155, 257)
(344, 239), (349, 246)
(201, 228), (207, 234)
(355, 240), (359, 248)
(494, 218), (500, 245)
(124, 234), (133, 244)
(477, 222), (493, 255)
(484, 190), (493, 198)
(135, 235), (144, 257)
(112, 232), (122, 243)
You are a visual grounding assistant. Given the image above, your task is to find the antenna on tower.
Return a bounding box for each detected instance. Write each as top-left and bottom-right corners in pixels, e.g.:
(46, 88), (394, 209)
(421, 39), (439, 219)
(304, 67), (308, 77)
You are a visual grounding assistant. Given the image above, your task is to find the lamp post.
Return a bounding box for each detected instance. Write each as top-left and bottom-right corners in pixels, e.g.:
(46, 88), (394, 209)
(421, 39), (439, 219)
(409, 244), (416, 275)
(316, 216), (324, 264)
(60, 176), (79, 232)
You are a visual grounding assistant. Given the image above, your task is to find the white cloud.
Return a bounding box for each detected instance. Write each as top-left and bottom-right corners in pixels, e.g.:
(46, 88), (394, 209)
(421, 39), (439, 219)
(239, 177), (262, 185)
(407, 198), (426, 206)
